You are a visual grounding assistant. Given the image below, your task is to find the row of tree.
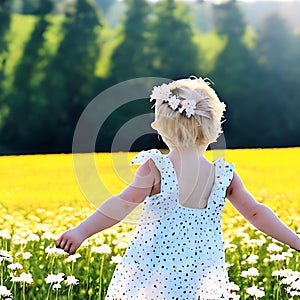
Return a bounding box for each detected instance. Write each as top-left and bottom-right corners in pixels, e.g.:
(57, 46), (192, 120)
(0, 0), (299, 154)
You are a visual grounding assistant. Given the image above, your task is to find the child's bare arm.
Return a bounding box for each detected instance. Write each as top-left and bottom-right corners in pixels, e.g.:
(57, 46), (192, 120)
(55, 159), (158, 254)
(226, 171), (300, 251)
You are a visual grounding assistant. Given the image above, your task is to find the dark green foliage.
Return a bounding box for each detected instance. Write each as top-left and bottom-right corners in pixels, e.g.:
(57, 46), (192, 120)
(109, 0), (154, 83)
(214, 0), (246, 39)
(0, 0), (11, 130)
(254, 14), (300, 146)
(1, 0), (103, 153)
(22, 0), (39, 14)
(0, 0), (11, 41)
(21, 0), (54, 15)
(152, 0), (201, 79)
(36, 0), (103, 152)
(104, 0), (155, 152)
(2, 0), (54, 151)
(212, 0), (265, 147)
(255, 14), (295, 73)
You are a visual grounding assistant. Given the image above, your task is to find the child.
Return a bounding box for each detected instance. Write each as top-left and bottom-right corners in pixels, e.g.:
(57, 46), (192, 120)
(56, 76), (300, 299)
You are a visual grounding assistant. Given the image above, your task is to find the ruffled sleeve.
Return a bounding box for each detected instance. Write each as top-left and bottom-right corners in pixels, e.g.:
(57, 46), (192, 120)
(130, 149), (166, 172)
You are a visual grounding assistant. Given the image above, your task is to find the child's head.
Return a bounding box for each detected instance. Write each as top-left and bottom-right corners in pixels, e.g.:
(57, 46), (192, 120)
(150, 76), (226, 149)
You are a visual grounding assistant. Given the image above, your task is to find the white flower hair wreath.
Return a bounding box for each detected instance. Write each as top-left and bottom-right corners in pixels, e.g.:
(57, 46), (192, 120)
(150, 77), (214, 118)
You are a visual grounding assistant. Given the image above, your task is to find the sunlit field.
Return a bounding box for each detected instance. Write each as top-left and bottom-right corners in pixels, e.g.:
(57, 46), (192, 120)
(0, 148), (299, 299)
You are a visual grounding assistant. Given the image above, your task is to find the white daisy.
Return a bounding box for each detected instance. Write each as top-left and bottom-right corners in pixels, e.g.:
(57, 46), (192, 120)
(65, 276), (79, 285)
(0, 285), (12, 297)
(241, 267), (260, 277)
(166, 95), (180, 110)
(110, 254), (123, 264)
(246, 286), (265, 298)
(18, 272), (33, 284)
(180, 100), (196, 118)
(45, 273), (65, 284)
(65, 253), (81, 263)
(52, 283), (61, 290)
(91, 244), (112, 254)
(150, 84), (171, 101)
(7, 263), (23, 270)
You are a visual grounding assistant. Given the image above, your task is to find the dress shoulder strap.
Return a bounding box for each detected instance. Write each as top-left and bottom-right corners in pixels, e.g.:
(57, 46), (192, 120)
(130, 149), (179, 223)
(214, 158), (235, 190)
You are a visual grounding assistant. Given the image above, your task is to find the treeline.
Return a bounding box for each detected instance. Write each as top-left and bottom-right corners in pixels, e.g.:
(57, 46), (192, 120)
(0, 0), (299, 154)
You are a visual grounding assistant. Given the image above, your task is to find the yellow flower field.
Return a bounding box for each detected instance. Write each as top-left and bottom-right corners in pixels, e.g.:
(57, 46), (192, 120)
(0, 148), (299, 299)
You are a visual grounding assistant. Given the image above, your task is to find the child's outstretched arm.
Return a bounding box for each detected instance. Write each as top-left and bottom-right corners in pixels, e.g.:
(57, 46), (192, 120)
(226, 171), (300, 251)
(55, 159), (159, 254)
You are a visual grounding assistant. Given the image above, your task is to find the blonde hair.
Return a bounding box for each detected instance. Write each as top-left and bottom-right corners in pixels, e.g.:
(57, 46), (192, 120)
(151, 77), (226, 148)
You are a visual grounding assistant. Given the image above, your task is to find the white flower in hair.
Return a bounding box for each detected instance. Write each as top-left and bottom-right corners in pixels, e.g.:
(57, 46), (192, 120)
(149, 80), (208, 119)
(168, 95), (180, 110)
(179, 100), (196, 118)
(150, 84), (170, 101)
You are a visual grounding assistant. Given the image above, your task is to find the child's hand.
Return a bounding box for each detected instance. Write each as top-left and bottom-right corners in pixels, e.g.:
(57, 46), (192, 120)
(55, 227), (87, 255)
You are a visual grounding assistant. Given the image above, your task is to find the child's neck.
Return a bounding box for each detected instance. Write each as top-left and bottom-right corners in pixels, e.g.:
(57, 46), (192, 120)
(169, 145), (208, 157)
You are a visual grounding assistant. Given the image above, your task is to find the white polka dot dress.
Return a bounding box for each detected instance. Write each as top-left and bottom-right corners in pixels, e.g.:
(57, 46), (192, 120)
(105, 149), (234, 300)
